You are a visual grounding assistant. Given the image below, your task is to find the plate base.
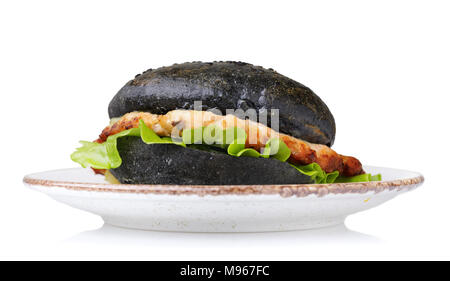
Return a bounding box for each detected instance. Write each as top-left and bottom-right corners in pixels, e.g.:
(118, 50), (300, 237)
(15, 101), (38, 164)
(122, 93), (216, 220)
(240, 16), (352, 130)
(102, 215), (346, 232)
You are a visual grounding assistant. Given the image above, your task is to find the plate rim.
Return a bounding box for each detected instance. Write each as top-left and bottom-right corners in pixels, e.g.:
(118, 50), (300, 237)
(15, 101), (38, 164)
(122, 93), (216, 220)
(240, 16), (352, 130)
(23, 167), (424, 198)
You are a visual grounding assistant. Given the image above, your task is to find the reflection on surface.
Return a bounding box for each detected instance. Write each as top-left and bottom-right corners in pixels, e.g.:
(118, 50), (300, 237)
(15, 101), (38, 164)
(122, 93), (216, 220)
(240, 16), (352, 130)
(66, 223), (380, 249)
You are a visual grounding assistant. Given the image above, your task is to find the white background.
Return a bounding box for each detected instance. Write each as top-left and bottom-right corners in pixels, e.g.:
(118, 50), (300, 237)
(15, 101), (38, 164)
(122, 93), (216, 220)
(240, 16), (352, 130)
(1, 0), (449, 260)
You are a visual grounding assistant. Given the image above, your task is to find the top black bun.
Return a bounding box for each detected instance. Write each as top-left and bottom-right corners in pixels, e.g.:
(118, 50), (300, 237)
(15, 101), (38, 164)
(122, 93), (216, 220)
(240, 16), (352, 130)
(108, 61), (336, 146)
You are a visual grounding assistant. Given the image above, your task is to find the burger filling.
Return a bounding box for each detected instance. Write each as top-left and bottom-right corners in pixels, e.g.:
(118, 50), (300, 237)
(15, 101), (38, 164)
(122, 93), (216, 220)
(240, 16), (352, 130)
(71, 110), (381, 183)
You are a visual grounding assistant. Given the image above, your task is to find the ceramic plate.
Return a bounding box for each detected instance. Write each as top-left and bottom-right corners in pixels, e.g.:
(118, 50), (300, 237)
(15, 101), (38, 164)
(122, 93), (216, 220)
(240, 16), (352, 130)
(23, 166), (423, 232)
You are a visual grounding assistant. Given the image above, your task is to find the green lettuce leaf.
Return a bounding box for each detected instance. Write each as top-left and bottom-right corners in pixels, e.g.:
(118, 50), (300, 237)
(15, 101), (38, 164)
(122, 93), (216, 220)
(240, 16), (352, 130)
(261, 138), (291, 161)
(289, 162), (381, 184)
(334, 173), (382, 183)
(71, 120), (181, 169)
(289, 163), (339, 184)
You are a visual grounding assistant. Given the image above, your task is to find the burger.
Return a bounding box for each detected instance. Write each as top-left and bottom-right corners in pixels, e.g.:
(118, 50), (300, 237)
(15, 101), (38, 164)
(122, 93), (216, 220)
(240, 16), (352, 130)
(71, 61), (380, 185)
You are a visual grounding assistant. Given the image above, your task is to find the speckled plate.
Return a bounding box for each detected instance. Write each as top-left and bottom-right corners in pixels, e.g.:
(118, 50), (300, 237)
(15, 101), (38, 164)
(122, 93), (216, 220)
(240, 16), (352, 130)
(23, 166), (423, 232)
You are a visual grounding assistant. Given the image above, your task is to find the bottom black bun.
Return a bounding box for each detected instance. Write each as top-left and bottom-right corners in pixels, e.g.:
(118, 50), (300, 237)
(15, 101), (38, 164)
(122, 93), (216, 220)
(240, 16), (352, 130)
(110, 136), (313, 185)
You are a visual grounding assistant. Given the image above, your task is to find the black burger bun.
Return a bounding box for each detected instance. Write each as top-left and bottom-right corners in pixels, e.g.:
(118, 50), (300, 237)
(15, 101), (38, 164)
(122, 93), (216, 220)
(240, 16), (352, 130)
(108, 61), (336, 146)
(109, 137), (313, 185)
